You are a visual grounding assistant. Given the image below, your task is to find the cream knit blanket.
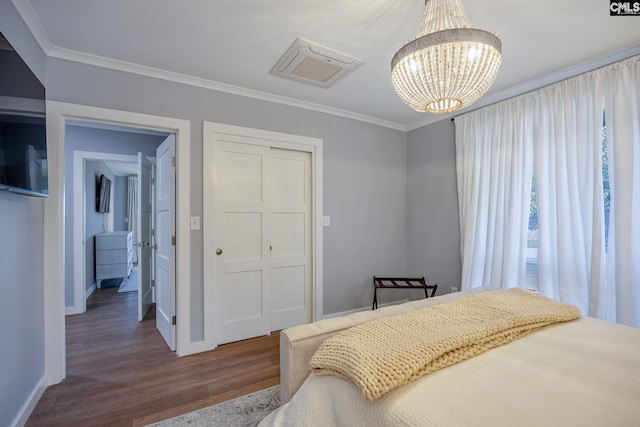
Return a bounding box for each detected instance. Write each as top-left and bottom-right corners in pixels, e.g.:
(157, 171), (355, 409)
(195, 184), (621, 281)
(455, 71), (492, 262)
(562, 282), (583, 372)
(310, 288), (580, 400)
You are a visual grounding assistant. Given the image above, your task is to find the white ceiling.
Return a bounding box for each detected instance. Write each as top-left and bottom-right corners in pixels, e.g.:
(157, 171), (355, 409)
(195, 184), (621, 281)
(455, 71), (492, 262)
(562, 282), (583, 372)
(16, 0), (640, 130)
(104, 160), (136, 176)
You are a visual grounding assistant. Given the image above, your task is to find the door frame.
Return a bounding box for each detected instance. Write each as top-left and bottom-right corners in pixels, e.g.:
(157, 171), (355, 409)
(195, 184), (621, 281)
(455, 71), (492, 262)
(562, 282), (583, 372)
(137, 153), (154, 322)
(202, 121), (323, 347)
(44, 101), (192, 385)
(67, 151), (137, 316)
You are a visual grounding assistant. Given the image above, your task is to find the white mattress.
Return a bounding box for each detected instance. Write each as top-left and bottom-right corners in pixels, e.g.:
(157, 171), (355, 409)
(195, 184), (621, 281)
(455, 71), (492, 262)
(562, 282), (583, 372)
(261, 316), (640, 426)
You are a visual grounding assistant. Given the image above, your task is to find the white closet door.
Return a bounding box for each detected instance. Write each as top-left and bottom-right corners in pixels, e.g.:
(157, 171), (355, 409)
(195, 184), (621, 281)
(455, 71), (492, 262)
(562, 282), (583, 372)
(270, 149), (312, 330)
(215, 141), (271, 343)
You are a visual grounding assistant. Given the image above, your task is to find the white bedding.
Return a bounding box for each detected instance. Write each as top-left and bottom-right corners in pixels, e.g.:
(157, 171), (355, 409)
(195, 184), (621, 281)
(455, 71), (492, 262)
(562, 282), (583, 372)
(260, 317), (640, 426)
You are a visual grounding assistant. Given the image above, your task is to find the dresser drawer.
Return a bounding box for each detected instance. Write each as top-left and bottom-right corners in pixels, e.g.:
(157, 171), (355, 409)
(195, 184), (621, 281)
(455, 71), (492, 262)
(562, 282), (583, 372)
(96, 263), (129, 279)
(95, 231), (134, 281)
(96, 234), (130, 250)
(96, 249), (128, 265)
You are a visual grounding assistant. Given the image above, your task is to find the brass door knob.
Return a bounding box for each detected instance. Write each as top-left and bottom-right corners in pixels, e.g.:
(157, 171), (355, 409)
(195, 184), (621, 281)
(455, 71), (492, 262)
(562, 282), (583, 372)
(216, 248), (223, 255)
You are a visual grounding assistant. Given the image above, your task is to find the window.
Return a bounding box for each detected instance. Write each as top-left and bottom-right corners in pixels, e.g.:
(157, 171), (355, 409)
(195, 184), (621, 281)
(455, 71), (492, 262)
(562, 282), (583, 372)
(526, 173), (539, 289)
(602, 119), (611, 248)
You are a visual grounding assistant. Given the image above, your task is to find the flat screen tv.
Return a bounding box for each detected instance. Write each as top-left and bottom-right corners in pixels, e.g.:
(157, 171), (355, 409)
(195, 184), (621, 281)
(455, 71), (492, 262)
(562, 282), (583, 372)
(96, 174), (111, 213)
(0, 31), (47, 197)
(0, 113), (47, 196)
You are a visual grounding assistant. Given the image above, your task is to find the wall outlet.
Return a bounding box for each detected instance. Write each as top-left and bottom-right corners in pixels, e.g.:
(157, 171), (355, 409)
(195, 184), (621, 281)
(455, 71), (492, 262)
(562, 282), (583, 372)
(451, 286), (458, 293)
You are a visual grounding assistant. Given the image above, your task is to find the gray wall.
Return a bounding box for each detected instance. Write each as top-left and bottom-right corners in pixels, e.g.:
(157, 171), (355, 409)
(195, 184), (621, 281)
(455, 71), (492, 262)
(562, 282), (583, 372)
(0, 191), (45, 425)
(322, 123), (408, 311)
(64, 125), (165, 307)
(407, 119), (462, 293)
(46, 57), (409, 326)
(0, 3), (47, 425)
(83, 161), (116, 294)
(113, 175), (128, 232)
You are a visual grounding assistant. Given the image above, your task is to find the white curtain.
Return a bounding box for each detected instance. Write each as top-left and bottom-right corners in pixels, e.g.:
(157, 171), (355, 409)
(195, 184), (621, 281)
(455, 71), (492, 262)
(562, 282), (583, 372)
(455, 98), (533, 290)
(455, 55), (640, 325)
(531, 74), (607, 317)
(127, 176), (138, 264)
(596, 57), (640, 326)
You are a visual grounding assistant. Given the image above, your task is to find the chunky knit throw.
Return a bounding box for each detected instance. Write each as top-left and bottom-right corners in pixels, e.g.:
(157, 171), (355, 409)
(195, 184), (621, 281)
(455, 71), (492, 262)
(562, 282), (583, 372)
(310, 288), (580, 400)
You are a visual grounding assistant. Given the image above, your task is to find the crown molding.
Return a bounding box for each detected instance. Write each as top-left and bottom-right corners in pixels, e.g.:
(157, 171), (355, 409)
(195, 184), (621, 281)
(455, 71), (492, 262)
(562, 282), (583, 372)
(11, 0), (52, 54)
(46, 46), (407, 132)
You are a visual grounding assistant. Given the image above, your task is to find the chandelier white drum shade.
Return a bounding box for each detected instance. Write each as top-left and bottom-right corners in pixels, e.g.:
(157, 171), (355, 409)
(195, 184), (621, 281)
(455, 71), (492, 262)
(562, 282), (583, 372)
(391, 0), (502, 113)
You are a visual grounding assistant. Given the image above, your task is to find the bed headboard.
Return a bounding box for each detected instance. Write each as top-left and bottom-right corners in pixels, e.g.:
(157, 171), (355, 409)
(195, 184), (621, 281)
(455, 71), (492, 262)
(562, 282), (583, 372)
(279, 286), (495, 403)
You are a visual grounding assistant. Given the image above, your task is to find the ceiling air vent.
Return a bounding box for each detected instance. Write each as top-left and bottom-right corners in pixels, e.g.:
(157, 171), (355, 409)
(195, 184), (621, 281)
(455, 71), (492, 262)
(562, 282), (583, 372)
(270, 38), (364, 89)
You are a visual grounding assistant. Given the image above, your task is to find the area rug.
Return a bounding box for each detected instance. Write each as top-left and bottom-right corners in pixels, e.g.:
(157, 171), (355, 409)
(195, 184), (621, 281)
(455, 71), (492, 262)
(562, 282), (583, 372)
(118, 278), (138, 292)
(147, 385), (280, 427)
(100, 277), (123, 288)
(117, 280), (137, 293)
(118, 267), (138, 293)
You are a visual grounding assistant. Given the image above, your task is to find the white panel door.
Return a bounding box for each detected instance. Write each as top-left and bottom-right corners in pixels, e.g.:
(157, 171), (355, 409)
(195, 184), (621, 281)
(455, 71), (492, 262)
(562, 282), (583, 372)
(270, 149), (312, 330)
(215, 141), (271, 344)
(137, 153), (153, 321)
(155, 134), (176, 350)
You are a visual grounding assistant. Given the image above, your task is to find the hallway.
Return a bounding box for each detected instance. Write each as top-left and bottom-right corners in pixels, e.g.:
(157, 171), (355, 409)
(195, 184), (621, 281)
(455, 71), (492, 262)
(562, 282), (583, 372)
(27, 288), (279, 426)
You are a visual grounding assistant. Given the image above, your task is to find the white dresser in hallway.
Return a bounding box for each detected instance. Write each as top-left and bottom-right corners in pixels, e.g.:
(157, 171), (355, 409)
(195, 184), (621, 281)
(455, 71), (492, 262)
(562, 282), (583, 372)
(95, 231), (133, 288)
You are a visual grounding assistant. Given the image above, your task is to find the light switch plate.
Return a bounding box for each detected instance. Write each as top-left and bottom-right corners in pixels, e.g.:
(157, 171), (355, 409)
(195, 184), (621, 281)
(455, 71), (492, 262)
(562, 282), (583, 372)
(322, 216), (330, 227)
(190, 216), (201, 230)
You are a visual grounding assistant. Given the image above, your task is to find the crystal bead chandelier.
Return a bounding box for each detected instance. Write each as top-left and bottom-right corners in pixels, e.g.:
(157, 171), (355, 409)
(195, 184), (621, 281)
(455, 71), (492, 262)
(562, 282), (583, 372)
(391, 0), (502, 113)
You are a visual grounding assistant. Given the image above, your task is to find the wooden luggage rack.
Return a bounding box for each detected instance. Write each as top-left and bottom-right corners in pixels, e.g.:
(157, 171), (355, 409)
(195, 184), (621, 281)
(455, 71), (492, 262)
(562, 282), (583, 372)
(372, 276), (438, 310)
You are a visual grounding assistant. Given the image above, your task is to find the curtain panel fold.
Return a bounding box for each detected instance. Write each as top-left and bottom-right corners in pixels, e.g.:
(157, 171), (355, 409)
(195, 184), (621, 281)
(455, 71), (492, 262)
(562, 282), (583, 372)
(530, 74), (606, 317)
(596, 58), (640, 326)
(455, 99), (533, 290)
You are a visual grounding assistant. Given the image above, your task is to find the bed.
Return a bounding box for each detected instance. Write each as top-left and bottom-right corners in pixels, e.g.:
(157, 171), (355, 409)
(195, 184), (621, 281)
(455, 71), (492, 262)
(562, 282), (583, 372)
(260, 287), (640, 426)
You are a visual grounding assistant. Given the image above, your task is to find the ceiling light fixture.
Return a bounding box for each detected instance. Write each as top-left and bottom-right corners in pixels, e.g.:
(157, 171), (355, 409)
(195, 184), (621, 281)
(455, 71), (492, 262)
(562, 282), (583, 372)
(391, 0), (502, 113)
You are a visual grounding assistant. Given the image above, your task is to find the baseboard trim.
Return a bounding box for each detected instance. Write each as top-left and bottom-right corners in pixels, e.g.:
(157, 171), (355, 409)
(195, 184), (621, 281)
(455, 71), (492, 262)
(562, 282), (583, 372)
(65, 306), (81, 315)
(178, 340), (217, 357)
(11, 375), (46, 427)
(86, 283), (96, 299)
(65, 284), (96, 316)
(322, 299), (410, 319)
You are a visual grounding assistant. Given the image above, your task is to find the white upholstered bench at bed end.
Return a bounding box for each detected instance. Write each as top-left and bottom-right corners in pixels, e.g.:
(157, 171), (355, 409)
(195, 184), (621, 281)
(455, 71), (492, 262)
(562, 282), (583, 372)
(279, 286), (497, 403)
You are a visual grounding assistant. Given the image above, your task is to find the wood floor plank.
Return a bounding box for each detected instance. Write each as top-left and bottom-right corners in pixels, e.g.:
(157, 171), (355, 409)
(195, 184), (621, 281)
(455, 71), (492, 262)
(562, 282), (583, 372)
(26, 287), (280, 426)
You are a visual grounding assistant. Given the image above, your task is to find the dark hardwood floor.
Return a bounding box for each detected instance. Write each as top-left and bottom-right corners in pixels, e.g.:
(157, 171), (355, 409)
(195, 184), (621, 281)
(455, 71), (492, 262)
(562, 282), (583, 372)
(27, 287), (280, 427)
